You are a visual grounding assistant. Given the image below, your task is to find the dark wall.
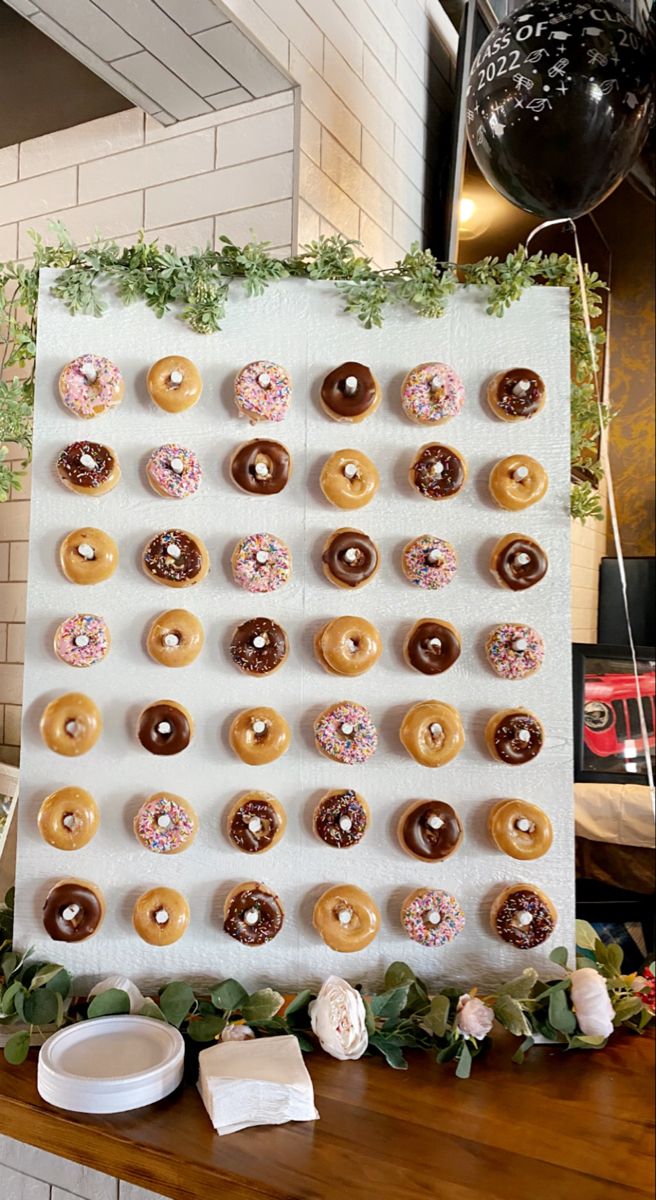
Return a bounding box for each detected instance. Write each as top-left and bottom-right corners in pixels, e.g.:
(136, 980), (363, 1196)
(0, 1), (130, 149)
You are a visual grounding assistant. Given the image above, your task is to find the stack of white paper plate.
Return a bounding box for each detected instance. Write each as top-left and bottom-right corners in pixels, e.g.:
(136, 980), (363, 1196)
(37, 1016), (185, 1113)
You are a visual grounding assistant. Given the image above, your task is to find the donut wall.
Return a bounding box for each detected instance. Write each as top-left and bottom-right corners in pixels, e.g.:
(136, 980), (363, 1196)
(14, 271), (574, 989)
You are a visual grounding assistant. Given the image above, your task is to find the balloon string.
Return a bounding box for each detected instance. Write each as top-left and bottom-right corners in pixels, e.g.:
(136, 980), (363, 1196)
(527, 220), (655, 802)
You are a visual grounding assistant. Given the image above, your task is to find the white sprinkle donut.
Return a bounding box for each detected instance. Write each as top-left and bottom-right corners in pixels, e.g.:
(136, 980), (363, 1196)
(59, 355), (124, 419)
(400, 362), (465, 424)
(234, 361), (291, 423)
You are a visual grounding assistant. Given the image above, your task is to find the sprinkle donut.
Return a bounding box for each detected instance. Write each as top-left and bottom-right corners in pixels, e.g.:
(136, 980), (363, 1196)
(234, 361), (291, 424)
(491, 884), (556, 948)
(314, 700), (378, 765)
(142, 529), (209, 588)
(54, 613), (110, 668)
(401, 887), (465, 947)
(231, 532), (291, 593)
(146, 443), (202, 499)
(59, 355), (124, 419)
(401, 535), (458, 589)
(400, 362), (465, 424)
(134, 792), (198, 855)
(56, 441), (120, 495)
(313, 789), (370, 848)
(485, 623), (545, 680)
(223, 882), (284, 945)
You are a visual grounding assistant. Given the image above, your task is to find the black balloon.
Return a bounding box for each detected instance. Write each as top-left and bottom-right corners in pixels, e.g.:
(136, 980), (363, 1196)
(466, 0), (654, 218)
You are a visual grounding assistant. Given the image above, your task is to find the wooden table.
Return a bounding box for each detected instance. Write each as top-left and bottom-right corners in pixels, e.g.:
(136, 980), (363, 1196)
(0, 1031), (653, 1200)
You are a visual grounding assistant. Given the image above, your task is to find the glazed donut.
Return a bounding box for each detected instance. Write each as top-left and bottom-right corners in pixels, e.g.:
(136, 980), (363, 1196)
(397, 800), (463, 862)
(230, 617), (288, 676)
(485, 708), (544, 765)
(489, 455), (549, 511)
(488, 800), (553, 861)
(401, 535), (458, 590)
(322, 528), (379, 589)
(223, 882), (284, 945)
(229, 707), (291, 765)
(43, 878), (105, 942)
(234, 361), (291, 424)
(399, 701), (464, 768)
(320, 362), (380, 422)
(409, 443), (467, 500)
(314, 701), (378, 765)
(59, 528), (118, 586)
(487, 368), (546, 422)
(40, 693), (102, 757)
(226, 792), (286, 854)
(147, 356), (202, 413)
(320, 449), (379, 511)
(137, 700), (193, 756)
(400, 887), (464, 947)
(54, 614), (110, 668)
(403, 619), (461, 675)
(313, 789), (369, 849)
(142, 529), (209, 588)
(146, 609), (204, 668)
(134, 792), (198, 855)
(230, 439), (291, 495)
(313, 884), (380, 952)
(56, 441), (120, 495)
(485, 623), (545, 680)
(400, 362), (465, 424)
(491, 884), (556, 947)
(490, 534), (548, 591)
(146, 443), (202, 499)
(37, 787), (99, 851)
(59, 355), (124, 419)
(133, 886), (190, 945)
(231, 532), (291, 593)
(314, 615), (381, 676)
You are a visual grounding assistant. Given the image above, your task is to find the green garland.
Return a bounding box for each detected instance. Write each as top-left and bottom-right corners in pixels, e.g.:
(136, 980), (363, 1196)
(0, 224), (608, 517)
(0, 891), (652, 1078)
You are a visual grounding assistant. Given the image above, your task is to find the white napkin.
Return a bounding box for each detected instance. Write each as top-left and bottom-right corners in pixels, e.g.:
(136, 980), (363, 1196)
(197, 1035), (319, 1135)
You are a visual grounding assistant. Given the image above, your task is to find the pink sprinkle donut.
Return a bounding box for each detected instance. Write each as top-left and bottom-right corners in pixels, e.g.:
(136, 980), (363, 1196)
(146, 443), (202, 499)
(485, 623), (545, 680)
(314, 701), (378, 765)
(134, 793), (197, 855)
(59, 355), (124, 419)
(402, 535), (458, 589)
(231, 532), (292, 594)
(234, 361), (291, 424)
(53, 614), (111, 668)
(401, 888), (465, 947)
(401, 362), (465, 424)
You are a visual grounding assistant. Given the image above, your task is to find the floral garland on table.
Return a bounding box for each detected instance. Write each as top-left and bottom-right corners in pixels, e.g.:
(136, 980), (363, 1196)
(0, 892), (652, 1078)
(0, 224), (608, 518)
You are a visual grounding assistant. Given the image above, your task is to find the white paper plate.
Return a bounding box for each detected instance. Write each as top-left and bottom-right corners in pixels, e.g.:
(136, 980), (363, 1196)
(38, 1016), (185, 1113)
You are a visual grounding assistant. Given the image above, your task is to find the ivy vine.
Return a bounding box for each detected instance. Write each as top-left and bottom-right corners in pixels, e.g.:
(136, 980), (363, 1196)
(0, 224), (608, 518)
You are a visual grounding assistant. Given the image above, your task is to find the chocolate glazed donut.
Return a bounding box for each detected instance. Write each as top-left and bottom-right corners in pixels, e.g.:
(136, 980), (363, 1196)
(405, 620), (461, 675)
(138, 702), (192, 755)
(224, 884), (284, 945)
(320, 362), (378, 420)
(491, 535), (548, 591)
(488, 710), (544, 765)
(411, 444), (466, 499)
(228, 797), (282, 852)
(398, 800), (463, 861)
(229, 617), (288, 675)
(57, 442), (117, 491)
(491, 369), (545, 419)
(143, 530), (203, 585)
(230, 440), (291, 495)
(43, 881), (103, 942)
(322, 529), (379, 587)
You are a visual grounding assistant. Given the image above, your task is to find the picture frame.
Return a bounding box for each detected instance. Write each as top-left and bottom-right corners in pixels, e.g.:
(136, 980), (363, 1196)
(572, 643), (656, 785)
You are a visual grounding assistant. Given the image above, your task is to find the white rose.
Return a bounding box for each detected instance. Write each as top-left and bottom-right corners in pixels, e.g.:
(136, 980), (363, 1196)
(88, 975), (146, 1015)
(456, 994), (495, 1040)
(309, 976), (368, 1061)
(570, 967), (615, 1038)
(220, 1022), (255, 1042)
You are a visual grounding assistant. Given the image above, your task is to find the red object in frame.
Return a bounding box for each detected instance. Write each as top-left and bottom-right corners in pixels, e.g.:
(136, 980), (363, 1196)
(583, 671), (655, 760)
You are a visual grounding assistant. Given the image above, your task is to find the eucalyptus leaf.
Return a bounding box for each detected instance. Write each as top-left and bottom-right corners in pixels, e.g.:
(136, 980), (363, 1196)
(138, 999), (166, 1021)
(285, 989), (314, 1018)
(370, 986), (410, 1023)
(575, 919), (599, 951)
(241, 989), (284, 1023)
(495, 969), (538, 1000)
(210, 979), (248, 1012)
(567, 1034), (607, 1050)
(548, 947), (569, 969)
(87, 988), (130, 1019)
(362, 996), (376, 1037)
(29, 963), (67, 991)
(187, 1015), (225, 1043)
(1, 980), (26, 1016)
(436, 1040), (460, 1064)
(511, 1036), (534, 1065)
(612, 996), (644, 1023)
(159, 981), (195, 1028)
(44, 968), (72, 998)
(293, 1032), (314, 1053)
(1, 952), (18, 979)
(494, 994), (532, 1038)
(383, 962), (416, 990)
(23, 988), (59, 1026)
(4, 1030), (30, 1065)
(368, 1034), (408, 1070)
(422, 994), (450, 1038)
(606, 943), (624, 973)
(548, 988), (577, 1035)
(455, 1042), (472, 1079)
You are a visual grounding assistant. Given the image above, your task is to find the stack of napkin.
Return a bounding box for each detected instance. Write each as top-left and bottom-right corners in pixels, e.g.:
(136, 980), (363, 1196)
(197, 1035), (319, 1135)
